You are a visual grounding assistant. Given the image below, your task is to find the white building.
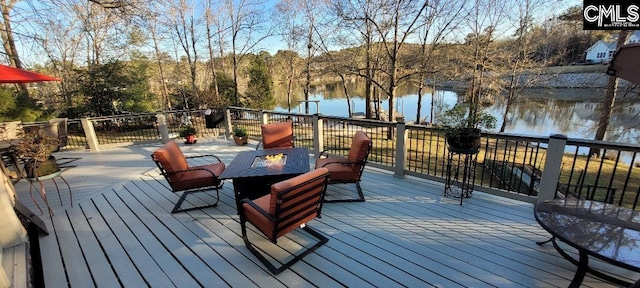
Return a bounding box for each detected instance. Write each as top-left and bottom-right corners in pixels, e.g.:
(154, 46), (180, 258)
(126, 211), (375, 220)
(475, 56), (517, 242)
(585, 31), (640, 63)
(584, 40), (617, 63)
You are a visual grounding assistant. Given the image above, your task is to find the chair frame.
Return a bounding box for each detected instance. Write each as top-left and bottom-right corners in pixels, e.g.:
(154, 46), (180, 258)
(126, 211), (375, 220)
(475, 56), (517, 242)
(318, 140), (372, 203)
(239, 171), (329, 274)
(152, 153), (224, 213)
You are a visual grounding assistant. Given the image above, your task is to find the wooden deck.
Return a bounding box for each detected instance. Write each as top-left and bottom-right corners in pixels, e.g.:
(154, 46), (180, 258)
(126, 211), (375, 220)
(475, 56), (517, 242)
(11, 138), (640, 287)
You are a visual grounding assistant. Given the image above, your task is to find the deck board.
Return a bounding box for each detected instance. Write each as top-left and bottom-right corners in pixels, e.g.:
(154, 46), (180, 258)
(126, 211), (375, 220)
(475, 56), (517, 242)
(100, 187), (202, 287)
(17, 139), (638, 288)
(89, 195), (175, 287)
(79, 200), (147, 287)
(66, 205), (120, 287)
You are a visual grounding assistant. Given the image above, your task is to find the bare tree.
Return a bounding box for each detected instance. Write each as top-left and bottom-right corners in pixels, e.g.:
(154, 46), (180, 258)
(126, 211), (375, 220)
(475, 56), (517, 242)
(336, 0), (429, 122)
(459, 0), (507, 127)
(146, 12), (172, 110)
(205, 0), (221, 105)
(415, 0), (467, 124)
(591, 30), (629, 155)
(167, 0), (202, 106)
(223, 0), (270, 107)
(274, 0), (305, 112)
(333, 0), (385, 119)
(498, 0), (560, 132)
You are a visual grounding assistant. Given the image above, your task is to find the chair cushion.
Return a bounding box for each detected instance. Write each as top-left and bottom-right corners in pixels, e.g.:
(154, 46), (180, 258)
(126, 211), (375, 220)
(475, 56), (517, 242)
(170, 163), (225, 191)
(242, 195), (274, 237)
(261, 122), (294, 149)
(152, 141), (189, 175)
(348, 131), (371, 162)
(315, 157), (359, 181)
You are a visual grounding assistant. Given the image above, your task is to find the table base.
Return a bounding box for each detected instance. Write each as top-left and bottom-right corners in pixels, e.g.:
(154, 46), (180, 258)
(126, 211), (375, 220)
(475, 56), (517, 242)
(538, 236), (635, 287)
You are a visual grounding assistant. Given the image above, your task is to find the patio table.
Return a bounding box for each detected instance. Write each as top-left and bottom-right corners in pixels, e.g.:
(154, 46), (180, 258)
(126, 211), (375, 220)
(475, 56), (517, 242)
(219, 147), (310, 212)
(534, 199), (640, 287)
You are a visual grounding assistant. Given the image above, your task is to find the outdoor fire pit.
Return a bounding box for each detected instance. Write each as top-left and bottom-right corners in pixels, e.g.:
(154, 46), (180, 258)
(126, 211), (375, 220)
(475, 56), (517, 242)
(251, 153), (287, 168)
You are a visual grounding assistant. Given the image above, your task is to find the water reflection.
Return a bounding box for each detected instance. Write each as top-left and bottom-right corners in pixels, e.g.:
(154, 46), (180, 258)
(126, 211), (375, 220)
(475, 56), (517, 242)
(273, 82), (639, 143)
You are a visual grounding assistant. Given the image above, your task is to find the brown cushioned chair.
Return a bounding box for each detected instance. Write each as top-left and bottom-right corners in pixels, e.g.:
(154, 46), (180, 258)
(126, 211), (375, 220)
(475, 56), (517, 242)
(315, 131), (372, 202)
(151, 140), (225, 213)
(239, 167), (330, 274)
(257, 122), (294, 150)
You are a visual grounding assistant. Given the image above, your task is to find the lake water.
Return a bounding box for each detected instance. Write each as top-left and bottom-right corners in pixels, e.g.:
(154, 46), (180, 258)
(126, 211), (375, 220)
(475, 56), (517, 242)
(272, 82), (640, 144)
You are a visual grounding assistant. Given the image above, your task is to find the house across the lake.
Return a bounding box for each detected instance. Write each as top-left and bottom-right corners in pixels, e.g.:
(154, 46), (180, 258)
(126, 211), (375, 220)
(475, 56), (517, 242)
(585, 31), (640, 64)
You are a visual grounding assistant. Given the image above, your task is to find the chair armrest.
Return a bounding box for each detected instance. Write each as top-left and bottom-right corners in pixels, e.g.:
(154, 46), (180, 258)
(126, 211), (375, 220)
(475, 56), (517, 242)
(165, 166), (219, 178)
(318, 148), (350, 157)
(241, 198), (278, 222)
(185, 154), (223, 163)
(320, 159), (365, 168)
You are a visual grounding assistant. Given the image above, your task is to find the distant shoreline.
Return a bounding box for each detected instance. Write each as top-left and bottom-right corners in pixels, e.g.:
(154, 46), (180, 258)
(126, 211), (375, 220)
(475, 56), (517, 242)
(440, 72), (621, 90)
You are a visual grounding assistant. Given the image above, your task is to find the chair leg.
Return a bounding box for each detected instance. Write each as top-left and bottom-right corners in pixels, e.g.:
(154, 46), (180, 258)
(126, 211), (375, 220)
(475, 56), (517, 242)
(171, 187), (220, 213)
(324, 182), (366, 203)
(242, 223), (328, 275)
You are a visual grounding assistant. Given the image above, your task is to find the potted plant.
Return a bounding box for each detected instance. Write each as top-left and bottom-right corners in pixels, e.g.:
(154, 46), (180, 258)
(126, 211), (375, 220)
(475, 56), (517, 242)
(438, 103), (496, 151)
(179, 125), (197, 144)
(232, 127), (248, 145)
(12, 128), (61, 178)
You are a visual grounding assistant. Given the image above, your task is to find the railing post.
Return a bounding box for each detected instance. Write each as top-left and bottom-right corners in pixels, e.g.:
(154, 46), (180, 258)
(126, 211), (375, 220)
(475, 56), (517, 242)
(538, 134), (567, 203)
(156, 113), (170, 143)
(394, 121), (407, 178)
(224, 108), (232, 138)
(313, 114), (324, 157)
(81, 118), (100, 152)
(260, 111), (269, 125)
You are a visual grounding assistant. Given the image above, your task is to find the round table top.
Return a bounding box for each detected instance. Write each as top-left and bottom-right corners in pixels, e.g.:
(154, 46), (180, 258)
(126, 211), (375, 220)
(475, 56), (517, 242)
(535, 199), (640, 270)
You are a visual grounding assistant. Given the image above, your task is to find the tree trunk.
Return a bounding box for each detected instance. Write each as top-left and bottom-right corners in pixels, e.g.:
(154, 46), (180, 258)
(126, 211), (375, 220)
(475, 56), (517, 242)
(0, 0), (27, 94)
(339, 74), (351, 116)
(205, 11), (220, 104)
(150, 25), (171, 110)
(591, 30), (629, 156)
(304, 25), (312, 114)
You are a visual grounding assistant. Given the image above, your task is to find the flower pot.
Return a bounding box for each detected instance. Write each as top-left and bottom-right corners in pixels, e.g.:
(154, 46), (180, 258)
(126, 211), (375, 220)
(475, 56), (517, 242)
(445, 128), (481, 151)
(25, 156), (60, 178)
(185, 134), (197, 144)
(233, 136), (248, 145)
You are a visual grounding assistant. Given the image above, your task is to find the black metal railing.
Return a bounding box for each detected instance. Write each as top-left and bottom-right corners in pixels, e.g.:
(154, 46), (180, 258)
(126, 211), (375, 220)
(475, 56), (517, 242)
(161, 110), (225, 140)
(12, 107), (636, 208)
(559, 139), (640, 209)
(66, 119), (88, 149)
(230, 108), (261, 140)
(476, 133), (548, 197)
(406, 125), (449, 179)
(321, 116), (397, 167)
(89, 113), (160, 145)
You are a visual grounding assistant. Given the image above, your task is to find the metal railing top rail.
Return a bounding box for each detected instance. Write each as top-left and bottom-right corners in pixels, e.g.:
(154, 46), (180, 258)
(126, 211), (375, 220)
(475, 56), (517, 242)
(320, 114), (397, 127)
(482, 131), (551, 144)
(566, 137), (640, 152)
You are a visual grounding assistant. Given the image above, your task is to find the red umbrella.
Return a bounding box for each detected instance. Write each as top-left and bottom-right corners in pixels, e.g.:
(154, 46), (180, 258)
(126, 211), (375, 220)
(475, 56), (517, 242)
(0, 64), (60, 83)
(606, 43), (640, 85)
